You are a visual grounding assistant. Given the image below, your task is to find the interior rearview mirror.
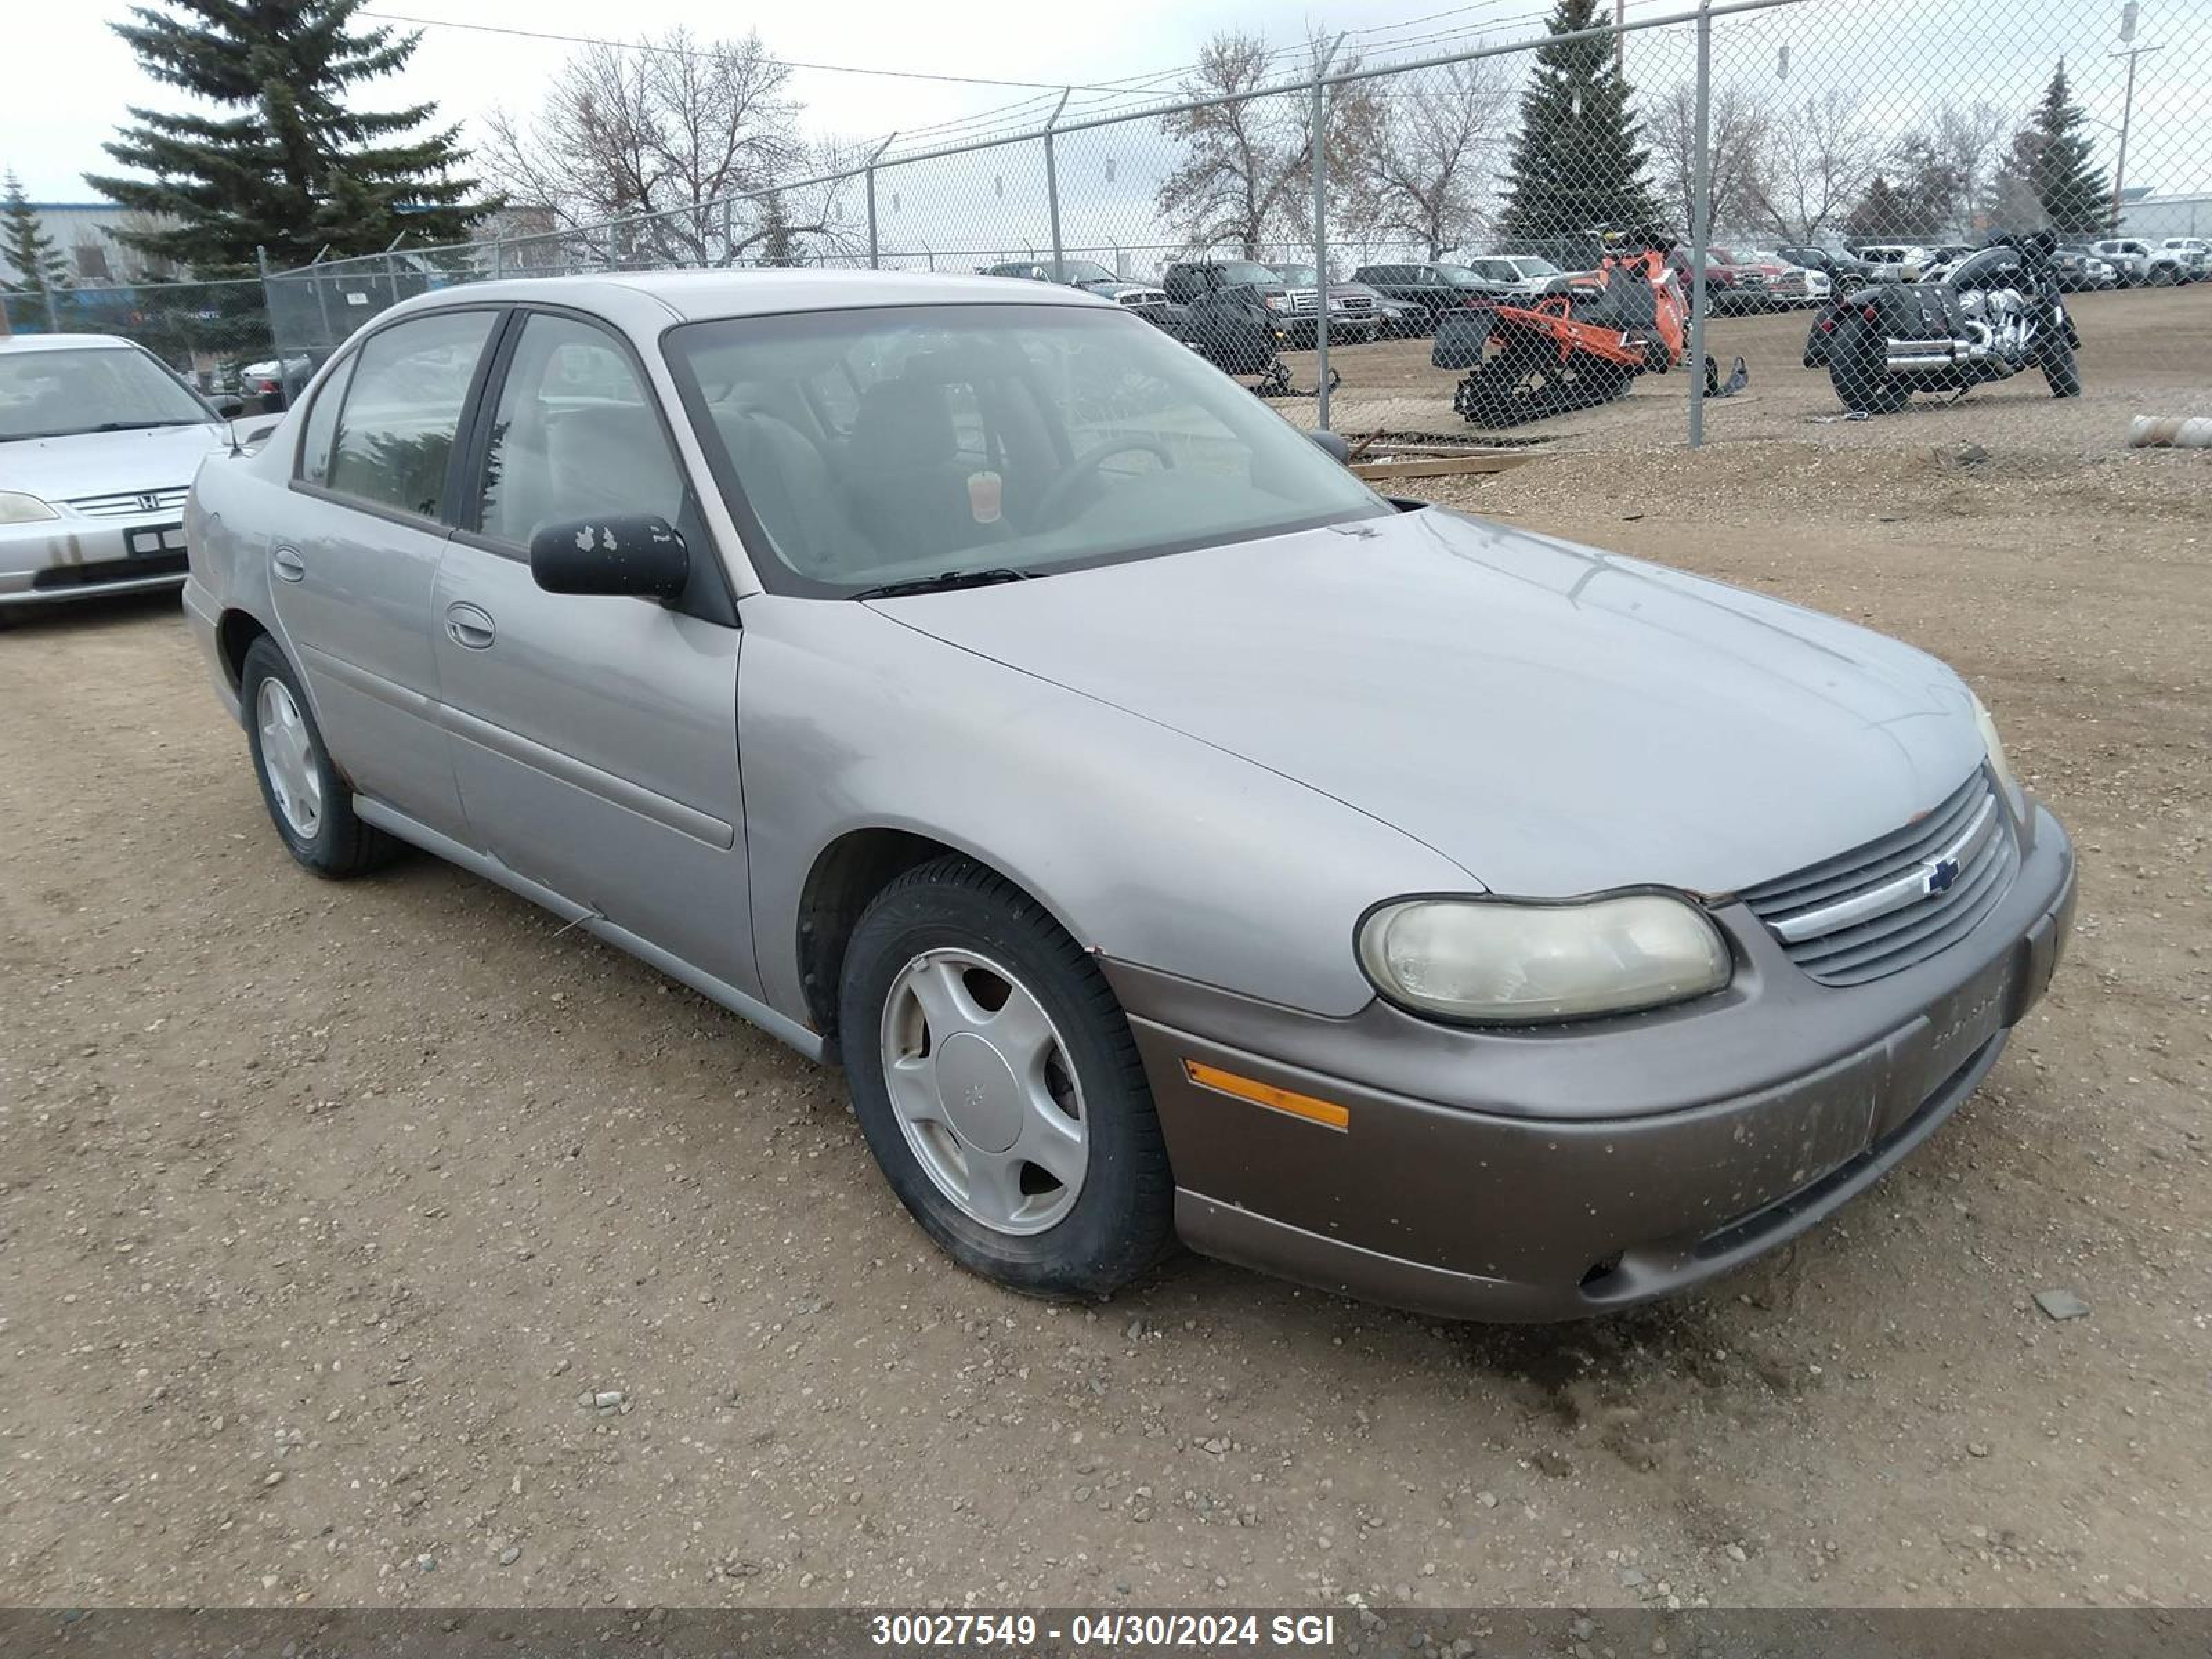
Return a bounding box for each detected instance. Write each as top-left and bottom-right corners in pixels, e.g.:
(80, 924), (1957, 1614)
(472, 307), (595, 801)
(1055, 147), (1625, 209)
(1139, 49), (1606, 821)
(1306, 429), (1351, 466)
(529, 515), (690, 603)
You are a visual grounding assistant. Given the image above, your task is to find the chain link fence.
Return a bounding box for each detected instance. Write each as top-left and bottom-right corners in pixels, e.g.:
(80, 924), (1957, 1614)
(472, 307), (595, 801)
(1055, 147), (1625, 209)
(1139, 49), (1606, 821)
(263, 0), (2209, 448)
(2, 279), (279, 403)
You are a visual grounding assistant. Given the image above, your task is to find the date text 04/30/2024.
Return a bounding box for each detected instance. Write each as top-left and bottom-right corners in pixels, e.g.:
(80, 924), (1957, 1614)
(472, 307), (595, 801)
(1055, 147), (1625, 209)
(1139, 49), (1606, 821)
(870, 1613), (1341, 1649)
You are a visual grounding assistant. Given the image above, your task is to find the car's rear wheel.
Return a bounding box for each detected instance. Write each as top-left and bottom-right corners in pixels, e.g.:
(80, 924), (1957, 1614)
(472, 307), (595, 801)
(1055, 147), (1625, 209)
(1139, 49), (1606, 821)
(838, 855), (1173, 1300)
(241, 636), (397, 878)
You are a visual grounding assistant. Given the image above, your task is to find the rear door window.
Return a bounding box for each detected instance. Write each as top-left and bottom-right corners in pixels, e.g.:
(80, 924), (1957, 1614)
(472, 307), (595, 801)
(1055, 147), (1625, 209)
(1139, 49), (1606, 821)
(325, 310), (498, 521)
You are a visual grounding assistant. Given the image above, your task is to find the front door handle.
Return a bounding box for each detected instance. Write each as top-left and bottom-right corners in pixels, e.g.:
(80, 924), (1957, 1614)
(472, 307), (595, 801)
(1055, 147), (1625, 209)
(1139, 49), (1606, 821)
(272, 546), (306, 582)
(444, 601), (496, 650)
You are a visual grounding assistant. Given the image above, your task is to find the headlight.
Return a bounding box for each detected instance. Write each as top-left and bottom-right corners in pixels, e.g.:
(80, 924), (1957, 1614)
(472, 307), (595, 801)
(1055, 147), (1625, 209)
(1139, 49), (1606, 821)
(1263, 294), (1289, 312)
(0, 491), (59, 525)
(1358, 893), (1732, 1024)
(1971, 692), (2020, 804)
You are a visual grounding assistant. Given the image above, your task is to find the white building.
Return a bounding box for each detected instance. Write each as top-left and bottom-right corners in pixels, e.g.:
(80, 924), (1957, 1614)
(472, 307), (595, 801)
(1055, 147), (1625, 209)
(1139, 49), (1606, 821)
(1, 201), (185, 287)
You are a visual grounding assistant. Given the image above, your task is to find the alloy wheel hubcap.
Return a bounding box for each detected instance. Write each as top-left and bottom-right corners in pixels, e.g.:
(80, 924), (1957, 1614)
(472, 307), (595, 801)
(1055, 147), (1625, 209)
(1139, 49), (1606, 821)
(256, 678), (323, 840)
(879, 948), (1088, 1235)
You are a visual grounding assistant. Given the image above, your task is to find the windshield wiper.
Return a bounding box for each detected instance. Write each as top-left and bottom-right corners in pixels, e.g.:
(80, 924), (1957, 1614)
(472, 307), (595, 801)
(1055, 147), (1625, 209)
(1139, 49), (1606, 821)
(850, 568), (1033, 600)
(87, 419), (209, 432)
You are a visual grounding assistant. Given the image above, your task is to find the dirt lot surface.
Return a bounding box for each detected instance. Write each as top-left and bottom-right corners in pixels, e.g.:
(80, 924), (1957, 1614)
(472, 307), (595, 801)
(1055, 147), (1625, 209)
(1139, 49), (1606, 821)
(2, 289), (2208, 1615)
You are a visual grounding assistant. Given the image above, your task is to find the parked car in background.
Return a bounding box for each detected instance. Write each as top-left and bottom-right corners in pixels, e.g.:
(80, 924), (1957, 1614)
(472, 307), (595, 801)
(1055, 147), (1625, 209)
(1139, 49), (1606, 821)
(1663, 245), (1770, 312)
(237, 353), (316, 413)
(979, 259), (1175, 326)
(1747, 251), (1832, 308)
(1264, 263), (1382, 345)
(2090, 238), (2188, 287)
(183, 269), (2074, 1321)
(2052, 245), (2119, 290)
(2, 332), (236, 612)
(1778, 245), (1875, 289)
(1159, 259), (1292, 371)
(1459, 254), (1568, 298)
(2156, 237), (2208, 281)
(1851, 245), (1933, 282)
(1348, 262), (1513, 332)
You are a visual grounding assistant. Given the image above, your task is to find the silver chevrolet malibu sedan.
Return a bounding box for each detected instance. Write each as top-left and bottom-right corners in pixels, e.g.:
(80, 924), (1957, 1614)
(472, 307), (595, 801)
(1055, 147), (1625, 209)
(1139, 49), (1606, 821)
(183, 271), (2075, 1320)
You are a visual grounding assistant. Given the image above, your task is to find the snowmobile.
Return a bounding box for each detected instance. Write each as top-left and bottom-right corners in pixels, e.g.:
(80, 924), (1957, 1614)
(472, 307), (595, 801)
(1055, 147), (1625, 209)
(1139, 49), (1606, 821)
(1807, 230), (2081, 414)
(1433, 227), (1712, 428)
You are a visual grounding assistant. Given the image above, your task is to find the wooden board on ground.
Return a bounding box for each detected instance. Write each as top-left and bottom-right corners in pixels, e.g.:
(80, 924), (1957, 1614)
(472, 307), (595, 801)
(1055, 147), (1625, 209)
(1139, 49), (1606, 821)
(1349, 451), (1535, 481)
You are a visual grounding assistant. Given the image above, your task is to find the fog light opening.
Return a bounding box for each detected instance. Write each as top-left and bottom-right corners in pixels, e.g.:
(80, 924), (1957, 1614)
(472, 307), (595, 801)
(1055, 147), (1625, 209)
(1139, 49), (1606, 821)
(1580, 1252), (1626, 1291)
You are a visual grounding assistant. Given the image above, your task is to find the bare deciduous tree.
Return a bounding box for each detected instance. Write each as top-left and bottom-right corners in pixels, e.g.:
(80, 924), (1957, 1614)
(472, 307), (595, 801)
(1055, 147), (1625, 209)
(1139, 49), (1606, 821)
(1338, 59), (1510, 259)
(1933, 98), (2012, 233)
(1745, 90), (1880, 243)
(1646, 79), (1772, 236)
(481, 28), (858, 267)
(1154, 31), (1316, 257)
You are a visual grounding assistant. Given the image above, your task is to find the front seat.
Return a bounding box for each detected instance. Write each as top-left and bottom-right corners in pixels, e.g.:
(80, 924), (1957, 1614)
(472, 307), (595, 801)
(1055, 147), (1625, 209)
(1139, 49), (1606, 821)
(710, 404), (872, 580)
(846, 375), (1005, 561)
(543, 403), (685, 528)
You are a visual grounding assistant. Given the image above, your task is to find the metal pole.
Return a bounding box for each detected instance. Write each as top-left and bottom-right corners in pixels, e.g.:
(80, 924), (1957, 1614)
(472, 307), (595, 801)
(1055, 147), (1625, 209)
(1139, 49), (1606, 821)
(1044, 88), (1072, 275)
(1311, 32), (1344, 431)
(2109, 46), (2159, 232)
(864, 132), (899, 270)
(44, 281), (60, 333)
(1687, 0), (1713, 448)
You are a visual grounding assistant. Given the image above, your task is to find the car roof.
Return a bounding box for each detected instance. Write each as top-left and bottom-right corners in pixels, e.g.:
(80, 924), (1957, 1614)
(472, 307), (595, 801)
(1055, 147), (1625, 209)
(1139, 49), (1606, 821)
(374, 268), (1111, 328)
(0, 331), (142, 355)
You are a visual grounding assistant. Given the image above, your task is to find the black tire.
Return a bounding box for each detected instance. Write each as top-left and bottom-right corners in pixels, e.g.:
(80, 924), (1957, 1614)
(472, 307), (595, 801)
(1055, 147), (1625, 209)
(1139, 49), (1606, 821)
(2039, 334), (2082, 398)
(1828, 317), (1910, 414)
(239, 635), (399, 878)
(838, 854), (1174, 1300)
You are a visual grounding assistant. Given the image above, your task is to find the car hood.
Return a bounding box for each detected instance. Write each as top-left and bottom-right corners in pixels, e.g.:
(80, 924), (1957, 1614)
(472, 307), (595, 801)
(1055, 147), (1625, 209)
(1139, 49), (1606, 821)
(0, 423), (229, 502)
(872, 508), (1986, 898)
(1075, 279), (1163, 301)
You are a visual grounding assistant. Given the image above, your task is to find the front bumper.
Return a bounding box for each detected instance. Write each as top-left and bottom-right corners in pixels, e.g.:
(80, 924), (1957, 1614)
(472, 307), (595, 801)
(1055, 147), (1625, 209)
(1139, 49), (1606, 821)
(0, 513), (191, 608)
(1108, 805), (2075, 1322)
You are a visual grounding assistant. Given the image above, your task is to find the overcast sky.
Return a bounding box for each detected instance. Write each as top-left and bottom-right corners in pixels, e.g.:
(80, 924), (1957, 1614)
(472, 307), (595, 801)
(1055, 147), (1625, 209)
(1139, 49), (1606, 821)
(3, 0), (2202, 214)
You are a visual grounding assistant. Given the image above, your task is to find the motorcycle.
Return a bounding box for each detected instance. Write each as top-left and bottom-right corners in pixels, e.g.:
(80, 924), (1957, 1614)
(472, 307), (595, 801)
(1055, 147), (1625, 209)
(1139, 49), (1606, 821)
(1808, 230), (2081, 415)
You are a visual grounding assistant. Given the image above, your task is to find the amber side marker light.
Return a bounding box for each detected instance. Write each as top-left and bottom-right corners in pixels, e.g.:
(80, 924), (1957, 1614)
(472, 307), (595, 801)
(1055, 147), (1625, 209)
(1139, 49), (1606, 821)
(1183, 1060), (1351, 1132)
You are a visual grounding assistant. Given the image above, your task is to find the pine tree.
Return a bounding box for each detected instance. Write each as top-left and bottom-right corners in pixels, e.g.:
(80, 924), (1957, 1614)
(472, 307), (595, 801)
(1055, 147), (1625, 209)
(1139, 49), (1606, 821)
(85, 0), (492, 274)
(1843, 175), (1910, 244)
(1497, 0), (1657, 244)
(2004, 59), (2109, 236)
(1, 171), (70, 292)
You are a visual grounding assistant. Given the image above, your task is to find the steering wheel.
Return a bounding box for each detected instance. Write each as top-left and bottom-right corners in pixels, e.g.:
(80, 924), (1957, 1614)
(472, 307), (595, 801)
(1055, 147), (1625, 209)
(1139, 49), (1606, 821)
(1034, 438), (1177, 525)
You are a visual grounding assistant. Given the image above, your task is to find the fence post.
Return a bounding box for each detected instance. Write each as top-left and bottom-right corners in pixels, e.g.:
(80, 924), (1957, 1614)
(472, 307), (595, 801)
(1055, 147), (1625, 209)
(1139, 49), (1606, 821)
(1686, 0), (1713, 449)
(1311, 32), (1345, 432)
(865, 132), (899, 269)
(44, 281), (61, 333)
(1044, 88), (1073, 275)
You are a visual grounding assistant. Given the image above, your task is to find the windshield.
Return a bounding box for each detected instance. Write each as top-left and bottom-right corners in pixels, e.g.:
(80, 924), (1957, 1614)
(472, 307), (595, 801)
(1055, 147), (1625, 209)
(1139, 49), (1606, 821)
(666, 303), (1389, 597)
(1215, 261), (1280, 288)
(1508, 257), (1561, 277)
(1271, 264), (1319, 286)
(1438, 265), (1492, 288)
(0, 346), (212, 442)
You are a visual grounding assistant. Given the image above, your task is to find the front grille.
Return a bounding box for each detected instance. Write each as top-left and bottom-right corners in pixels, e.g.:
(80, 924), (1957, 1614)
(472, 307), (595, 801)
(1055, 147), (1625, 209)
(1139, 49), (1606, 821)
(1116, 289), (1167, 309)
(1741, 769), (2018, 986)
(66, 487), (188, 518)
(1338, 295), (1374, 314)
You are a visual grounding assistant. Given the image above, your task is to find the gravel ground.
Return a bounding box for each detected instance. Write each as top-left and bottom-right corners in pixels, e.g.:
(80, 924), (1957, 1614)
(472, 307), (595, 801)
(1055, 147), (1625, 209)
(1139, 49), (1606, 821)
(1, 298), (2207, 1615)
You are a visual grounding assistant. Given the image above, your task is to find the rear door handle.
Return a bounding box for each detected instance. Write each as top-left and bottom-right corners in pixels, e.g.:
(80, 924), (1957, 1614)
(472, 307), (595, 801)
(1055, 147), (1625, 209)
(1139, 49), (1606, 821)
(272, 546), (306, 582)
(444, 601), (496, 650)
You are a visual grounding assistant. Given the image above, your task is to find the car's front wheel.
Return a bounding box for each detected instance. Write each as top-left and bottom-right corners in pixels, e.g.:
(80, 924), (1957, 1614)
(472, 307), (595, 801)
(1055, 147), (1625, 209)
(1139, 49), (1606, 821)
(240, 636), (397, 878)
(839, 855), (1174, 1300)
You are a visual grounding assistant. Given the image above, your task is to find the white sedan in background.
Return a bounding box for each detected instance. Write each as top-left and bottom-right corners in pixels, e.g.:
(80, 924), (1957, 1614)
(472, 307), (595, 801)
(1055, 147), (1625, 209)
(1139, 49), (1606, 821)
(1, 333), (235, 611)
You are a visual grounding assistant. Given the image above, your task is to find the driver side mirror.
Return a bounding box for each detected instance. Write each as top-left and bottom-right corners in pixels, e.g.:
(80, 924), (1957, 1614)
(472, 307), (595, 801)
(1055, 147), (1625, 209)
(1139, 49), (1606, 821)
(1306, 429), (1351, 466)
(529, 514), (689, 603)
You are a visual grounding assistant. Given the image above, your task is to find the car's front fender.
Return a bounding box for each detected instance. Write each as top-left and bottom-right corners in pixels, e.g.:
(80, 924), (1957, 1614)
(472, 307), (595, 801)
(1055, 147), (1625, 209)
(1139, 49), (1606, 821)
(735, 596), (1477, 1030)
